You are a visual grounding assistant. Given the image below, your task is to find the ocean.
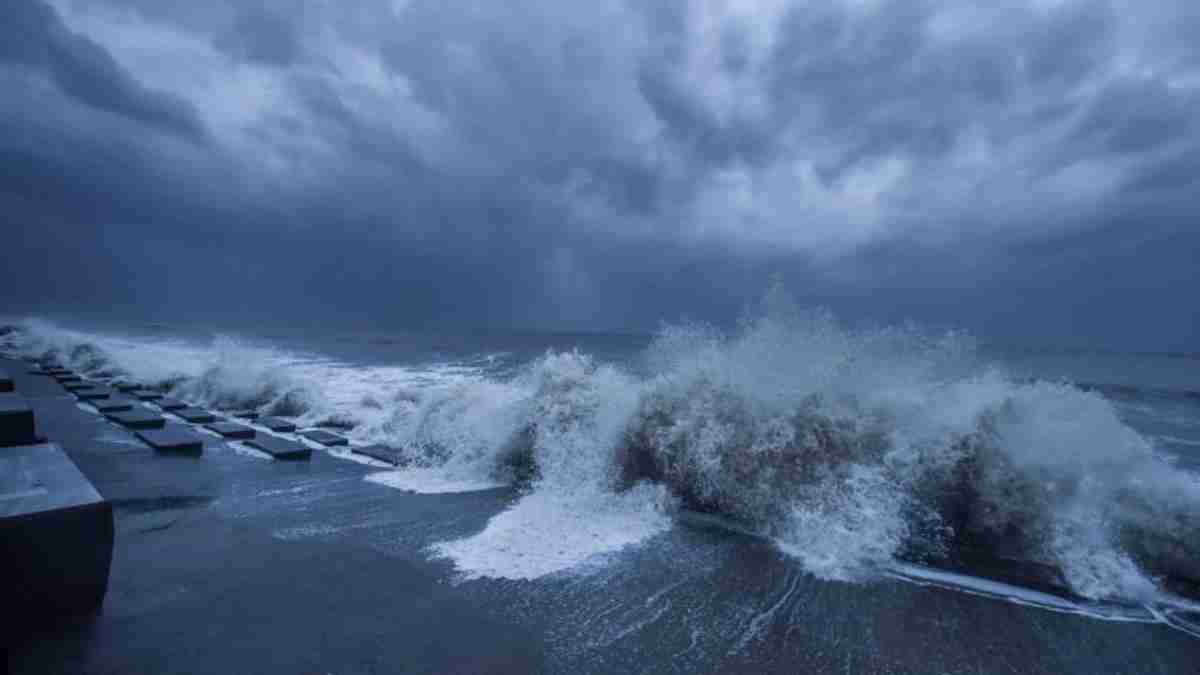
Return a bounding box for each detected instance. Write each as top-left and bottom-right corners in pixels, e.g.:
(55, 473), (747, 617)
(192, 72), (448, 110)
(4, 300), (1200, 643)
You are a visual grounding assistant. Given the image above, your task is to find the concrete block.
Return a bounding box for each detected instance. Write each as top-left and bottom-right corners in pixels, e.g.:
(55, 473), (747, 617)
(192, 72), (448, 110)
(45, 367), (71, 376)
(1, 395), (38, 447)
(136, 427), (204, 455)
(63, 381), (95, 392)
(0, 367), (12, 393)
(230, 410), (259, 420)
(94, 397), (135, 414)
(131, 390), (163, 401)
(246, 434), (312, 461)
(352, 444), (402, 466)
(155, 398), (188, 411)
(258, 417), (297, 433)
(53, 373), (82, 384)
(0, 443), (113, 629)
(75, 388), (115, 401)
(174, 408), (217, 424)
(205, 422), (255, 439)
(300, 429), (348, 447)
(114, 382), (143, 393)
(105, 410), (166, 430)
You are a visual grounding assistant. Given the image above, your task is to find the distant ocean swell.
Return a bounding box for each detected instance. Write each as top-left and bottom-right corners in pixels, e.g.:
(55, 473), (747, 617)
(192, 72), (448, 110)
(6, 291), (1200, 608)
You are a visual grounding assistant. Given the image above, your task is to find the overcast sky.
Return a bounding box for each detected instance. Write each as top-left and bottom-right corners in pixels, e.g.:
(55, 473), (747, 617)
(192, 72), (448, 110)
(2, 0), (1198, 350)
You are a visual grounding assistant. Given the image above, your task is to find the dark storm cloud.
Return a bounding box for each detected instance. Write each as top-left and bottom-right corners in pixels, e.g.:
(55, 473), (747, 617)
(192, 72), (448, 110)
(1070, 78), (1195, 156)
(214, 6), (298, 66)
(2, 0), (1198, 349)
(0, 0), (206, 142)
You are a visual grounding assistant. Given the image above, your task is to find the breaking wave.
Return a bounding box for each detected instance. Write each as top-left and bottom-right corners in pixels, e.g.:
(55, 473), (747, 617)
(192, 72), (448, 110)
(12, 319), (324, 417)
(619, 297), (1200, 603)
(365, 288), (1200, 602)
(6, 319), (479, 432)
(7, 290), (1200, 607)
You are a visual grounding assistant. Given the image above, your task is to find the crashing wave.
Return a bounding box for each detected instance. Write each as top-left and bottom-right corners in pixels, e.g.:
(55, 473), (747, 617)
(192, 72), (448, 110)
(169, 337), (319, 416)
(8, 294), (1200, 606)
(608, 295), (1200, 601)
(10, 319), (320, 418)
(401, 289), (1200, 601)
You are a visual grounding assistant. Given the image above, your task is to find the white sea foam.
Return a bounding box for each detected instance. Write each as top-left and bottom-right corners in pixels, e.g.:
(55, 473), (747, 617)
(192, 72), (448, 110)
(10, 294), (1200, 602)
(432, 486), (671, 580)
(366, 467), (504, 494)
(13, 318), (486, 440)
(328, 448), (392, 468)
(429, 351), (673, 579)
(887, 562), (1162, 622)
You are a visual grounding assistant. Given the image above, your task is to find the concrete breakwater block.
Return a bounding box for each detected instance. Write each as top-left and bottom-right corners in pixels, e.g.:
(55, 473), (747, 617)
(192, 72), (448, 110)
(114, 382), (143, 393)
(53, 373), (82, 384)
(0, 443), (113, 631)
(352, 444), (402, 466)
(230, 410), (259, 420)
(258, 416), (296, 433)
(131, 390), (163, 401)
(300, 429), (348, 447)
(155, 398), (188, 411)
(75, 388), (115, 401)
(246, 434), (311, 461)
(94, 398), (135, 414)
(136, 427), (204, 455)
(174, 408), (217, 424)
(205, 422), (255, 439)
(62, 381), (95, 392)
(0, 367), (12, 393)
(105, 410), (166, 430)
(1, 395), (38, 447)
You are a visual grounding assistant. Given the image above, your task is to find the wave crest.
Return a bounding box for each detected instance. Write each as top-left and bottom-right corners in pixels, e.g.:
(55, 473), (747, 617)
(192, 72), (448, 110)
(9, 299), (1200, 604)
(170, 336), (318, 415)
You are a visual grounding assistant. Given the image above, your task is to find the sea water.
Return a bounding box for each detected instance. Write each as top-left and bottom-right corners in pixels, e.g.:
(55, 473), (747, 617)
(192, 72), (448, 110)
(4, 294), (1199, 629)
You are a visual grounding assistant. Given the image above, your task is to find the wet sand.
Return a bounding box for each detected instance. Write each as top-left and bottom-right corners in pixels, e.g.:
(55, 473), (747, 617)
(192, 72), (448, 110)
(5, 357), (1198, 674)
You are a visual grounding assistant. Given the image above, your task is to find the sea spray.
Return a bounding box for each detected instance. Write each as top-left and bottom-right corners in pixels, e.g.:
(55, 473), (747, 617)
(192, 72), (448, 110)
(13, 319), (333, 422)
(9, 297), (1200, 604)
(170, 336), (319, 415)
(431, 351), (672, 579)
(617, 298), (1200, 599)
(15, 318), (198, 385)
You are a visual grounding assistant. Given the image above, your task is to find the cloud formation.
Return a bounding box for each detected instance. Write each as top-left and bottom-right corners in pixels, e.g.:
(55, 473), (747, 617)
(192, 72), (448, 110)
(2, 0), (1198, 348)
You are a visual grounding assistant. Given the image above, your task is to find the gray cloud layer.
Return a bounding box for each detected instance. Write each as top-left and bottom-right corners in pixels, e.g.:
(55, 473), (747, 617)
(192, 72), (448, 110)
(2, 0), (1198, 349)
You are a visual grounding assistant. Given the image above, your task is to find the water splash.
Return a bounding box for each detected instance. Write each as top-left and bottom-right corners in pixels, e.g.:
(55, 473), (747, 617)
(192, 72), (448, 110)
(10, 292), (1200, 605)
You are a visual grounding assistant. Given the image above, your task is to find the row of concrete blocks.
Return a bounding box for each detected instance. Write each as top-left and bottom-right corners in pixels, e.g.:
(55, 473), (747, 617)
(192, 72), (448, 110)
(1, 364), (114, 639)
(1, 367), (39, 447)
(33, 364), (403, 465)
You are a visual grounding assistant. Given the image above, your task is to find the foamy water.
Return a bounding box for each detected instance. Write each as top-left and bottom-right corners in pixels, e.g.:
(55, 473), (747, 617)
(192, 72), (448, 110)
(12, 318), (485, 439)
(366, 467), (504, 494)
(432, 487), (672, 580)
(8, 293), (1200, 619)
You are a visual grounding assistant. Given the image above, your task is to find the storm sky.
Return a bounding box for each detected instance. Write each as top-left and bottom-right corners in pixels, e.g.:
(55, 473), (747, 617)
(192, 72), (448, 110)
(2, 0), (1198, 350)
